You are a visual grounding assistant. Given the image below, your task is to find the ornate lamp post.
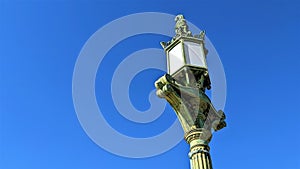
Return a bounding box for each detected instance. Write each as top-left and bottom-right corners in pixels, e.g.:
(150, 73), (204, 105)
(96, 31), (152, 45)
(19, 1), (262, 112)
(155, 15), (226, 169)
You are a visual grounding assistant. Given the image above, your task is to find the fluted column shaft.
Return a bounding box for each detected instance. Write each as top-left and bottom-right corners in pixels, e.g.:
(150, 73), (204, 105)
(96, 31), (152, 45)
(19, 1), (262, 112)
(185, 129), (213, 169)
(189, 144), (212, 169)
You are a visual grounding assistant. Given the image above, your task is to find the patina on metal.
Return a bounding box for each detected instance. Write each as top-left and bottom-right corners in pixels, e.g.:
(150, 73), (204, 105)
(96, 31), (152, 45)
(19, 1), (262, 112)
(155, 14), (226, 169)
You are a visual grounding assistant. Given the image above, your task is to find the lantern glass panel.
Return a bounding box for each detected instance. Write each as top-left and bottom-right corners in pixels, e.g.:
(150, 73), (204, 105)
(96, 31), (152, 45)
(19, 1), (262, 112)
(168, 43), (184, 75)
(184, 42), (207, 69)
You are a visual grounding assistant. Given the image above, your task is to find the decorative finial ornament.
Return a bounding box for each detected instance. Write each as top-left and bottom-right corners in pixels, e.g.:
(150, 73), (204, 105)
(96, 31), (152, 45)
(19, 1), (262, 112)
(160, 14), (207, 50)
(174, 14), (192, 38)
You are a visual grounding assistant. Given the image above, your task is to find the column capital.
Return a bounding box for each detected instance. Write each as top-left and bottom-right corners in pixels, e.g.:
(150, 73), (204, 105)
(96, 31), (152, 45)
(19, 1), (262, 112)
(185, 128), (212, 146)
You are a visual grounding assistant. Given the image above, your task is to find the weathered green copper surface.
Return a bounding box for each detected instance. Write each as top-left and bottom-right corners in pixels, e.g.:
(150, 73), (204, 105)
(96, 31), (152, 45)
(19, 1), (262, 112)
(154, 14), (227, 169)
(155, 74), (226, 133)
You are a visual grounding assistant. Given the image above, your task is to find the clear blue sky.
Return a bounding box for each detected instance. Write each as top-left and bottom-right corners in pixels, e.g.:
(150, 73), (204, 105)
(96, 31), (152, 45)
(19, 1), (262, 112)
(1, 0), (300, 169)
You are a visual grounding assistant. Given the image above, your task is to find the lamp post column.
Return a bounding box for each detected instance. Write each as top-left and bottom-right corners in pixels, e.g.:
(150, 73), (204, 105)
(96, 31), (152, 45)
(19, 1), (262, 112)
(155, 74), (226, 169)
(154, 14), (226, 169)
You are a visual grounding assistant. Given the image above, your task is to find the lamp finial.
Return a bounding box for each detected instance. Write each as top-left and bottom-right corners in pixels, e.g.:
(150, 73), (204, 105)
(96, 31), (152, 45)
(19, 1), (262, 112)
(175, 14), (192, 38)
